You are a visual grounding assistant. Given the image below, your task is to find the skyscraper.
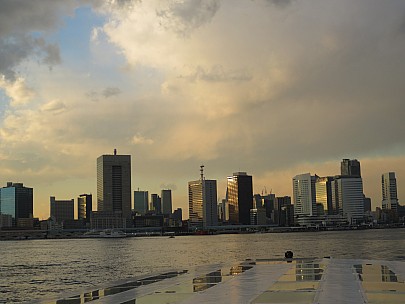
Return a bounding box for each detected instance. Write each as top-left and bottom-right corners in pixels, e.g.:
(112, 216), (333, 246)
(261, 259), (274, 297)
(161, 189), (172, 216)
(150, 194), (161, 214)
(188, 166), (218, 228)
(341, 159), (361, 177)
(331, 176), (364, 224)
(292, 173), (316, 217)
(227, 172), (253, 225)
(315, 176), (333, 215)
(97, 149), (131, 219)
(381, 172), (398, 212)
(134, 190), (149, 215)
(78, 194), (92, 222)
(0, 182), (33, 227)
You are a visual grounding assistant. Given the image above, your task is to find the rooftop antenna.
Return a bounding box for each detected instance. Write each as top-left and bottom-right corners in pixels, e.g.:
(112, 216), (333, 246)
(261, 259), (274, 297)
(200, 165), (205, 181)
(114, 148), (117, 155)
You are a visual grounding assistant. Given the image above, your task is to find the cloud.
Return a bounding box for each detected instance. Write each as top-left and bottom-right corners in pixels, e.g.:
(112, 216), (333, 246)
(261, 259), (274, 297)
(0, 76), (35, 106)
(156, 0), (221, 37)
(102, 87), (121, 98)
(131, 134), (154, 145)
(40, 100), (67, 113)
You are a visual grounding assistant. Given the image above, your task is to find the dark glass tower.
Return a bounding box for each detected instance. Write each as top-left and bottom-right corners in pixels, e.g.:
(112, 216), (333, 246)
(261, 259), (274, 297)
(341, 159), (361, 177)
(0, 182), (33, 226)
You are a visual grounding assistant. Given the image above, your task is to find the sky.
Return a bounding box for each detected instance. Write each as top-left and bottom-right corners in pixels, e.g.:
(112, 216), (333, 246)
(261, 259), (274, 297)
(1, 0), (405, 220)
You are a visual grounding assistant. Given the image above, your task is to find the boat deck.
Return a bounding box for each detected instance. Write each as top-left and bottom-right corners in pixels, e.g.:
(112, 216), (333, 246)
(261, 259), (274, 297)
(33, 257), (405, 303)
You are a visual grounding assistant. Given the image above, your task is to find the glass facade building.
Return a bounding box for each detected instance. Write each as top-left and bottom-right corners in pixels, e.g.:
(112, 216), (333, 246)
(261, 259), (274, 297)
(0, 182), (33, 226)
(227, 172), (253, 225)
(78, 194), (92, 221)
(134, 190), (149, 215)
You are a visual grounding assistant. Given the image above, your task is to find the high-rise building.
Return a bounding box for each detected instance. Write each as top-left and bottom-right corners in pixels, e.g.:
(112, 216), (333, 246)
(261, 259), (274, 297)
(134, 190), (149, 215)
(363, 195), (372, 212)
(292, 173), (316, 217)
(150, 194), (161, 214)
(97, 149), (131, 219)
(315, 176), (333, 215)
(161, 189), (172, 216)
(172, 208), (183, 221)
(273, 196), (292, 225)
(78, 194), (92, 222)
(50, 196), (74, 223)
(0, 182), (33, 227)
(381, 172), (398, 212)
(217, 199), (229, 223)
(341, 159), (361, 177)
(331, 176), (364, 224)
(188, 166), (218, 228)
(227, 172), (253, 225)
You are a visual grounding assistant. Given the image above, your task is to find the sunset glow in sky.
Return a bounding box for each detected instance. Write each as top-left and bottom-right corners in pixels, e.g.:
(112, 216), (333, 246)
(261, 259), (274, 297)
(1, 0), (405, 219)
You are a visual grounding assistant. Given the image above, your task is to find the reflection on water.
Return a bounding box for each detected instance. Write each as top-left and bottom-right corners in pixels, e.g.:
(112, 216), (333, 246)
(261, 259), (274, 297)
(1, 229), (404, 303)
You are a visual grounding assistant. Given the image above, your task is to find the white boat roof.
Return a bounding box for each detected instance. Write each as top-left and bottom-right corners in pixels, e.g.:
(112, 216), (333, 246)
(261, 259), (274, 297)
(35, 257), (405, 304)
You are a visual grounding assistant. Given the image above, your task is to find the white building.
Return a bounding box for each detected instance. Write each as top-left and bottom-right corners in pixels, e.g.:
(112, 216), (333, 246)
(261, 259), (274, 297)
(188, 166), (218, 228)
(292, 173), (316, 217)
(381, 172), (399, 212)
(331, 177), (364, 224)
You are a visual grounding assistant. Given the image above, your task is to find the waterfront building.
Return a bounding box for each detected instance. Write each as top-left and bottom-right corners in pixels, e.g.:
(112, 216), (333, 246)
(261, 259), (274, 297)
(227, 172), (253, 225)
(292, 173), (316, 218)
(90, 211), (126, 230)
(161, 189), (172, 216)
(273, 196), (292, 226)
(0, 214), (12, 228)
(97, 149), (132, 219)
(78, 194), (92, 222)
(250, 208), (267, 225)
(341, 159), (361, 177)
(0, 182), (33, 227)
(50, 196), (74, 224)
(172, 208), (183, 221)
(134, 190), (149, 215)
(188, 166), (218, 228)
(315, 176), (333, 215)
(381, 172), (399, 213)
(150, 194), (162, 214)
(331, 176), (364, 224)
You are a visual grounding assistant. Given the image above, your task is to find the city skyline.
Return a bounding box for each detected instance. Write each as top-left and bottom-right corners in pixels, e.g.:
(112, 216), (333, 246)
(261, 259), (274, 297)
(1, 1), (405, 220)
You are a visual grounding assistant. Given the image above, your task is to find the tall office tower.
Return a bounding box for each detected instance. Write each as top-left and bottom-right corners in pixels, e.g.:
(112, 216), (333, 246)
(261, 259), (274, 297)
(0, 182), (33, 227)
(331, 176), (364, 224)
(227, 172), (253, 225)
(134, 190), (149, 215)
(188, 166), (218, 228)
(381, 172), (398, 212)
(150, 194), (162, 214)
(50, 196), (74, 223)
(341, 159), (361, 177)
(274, 196), (292, 226)
(161, 189), (172, 216)
(97, 149), (131, 219)
(315, 176), (333, 215)
(78, 194), (92, 221)
(292, 173), (316, 217)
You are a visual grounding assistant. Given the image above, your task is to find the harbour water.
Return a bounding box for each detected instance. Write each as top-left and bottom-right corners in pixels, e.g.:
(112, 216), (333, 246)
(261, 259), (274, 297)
(1, 228), (404, 303)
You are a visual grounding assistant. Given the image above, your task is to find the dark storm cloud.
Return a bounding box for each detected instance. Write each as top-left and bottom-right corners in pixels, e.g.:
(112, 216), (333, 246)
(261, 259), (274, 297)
(0, 0), (77, 80)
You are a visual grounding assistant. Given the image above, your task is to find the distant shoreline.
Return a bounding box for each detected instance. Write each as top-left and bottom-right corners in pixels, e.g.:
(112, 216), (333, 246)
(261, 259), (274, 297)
(1, 224), (403, 241)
